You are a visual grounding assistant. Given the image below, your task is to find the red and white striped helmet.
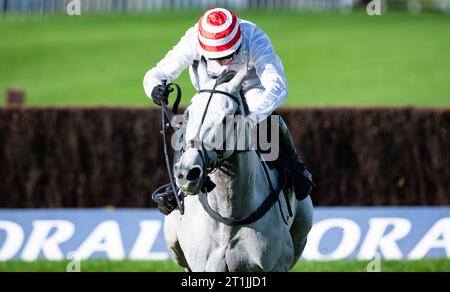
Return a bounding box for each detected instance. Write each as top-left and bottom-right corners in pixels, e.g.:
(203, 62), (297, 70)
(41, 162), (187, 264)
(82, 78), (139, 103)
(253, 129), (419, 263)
(197, 8), (242, 60)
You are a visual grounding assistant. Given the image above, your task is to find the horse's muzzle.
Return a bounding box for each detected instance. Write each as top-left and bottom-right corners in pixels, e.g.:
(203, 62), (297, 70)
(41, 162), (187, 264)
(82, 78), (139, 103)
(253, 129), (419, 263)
(174, 164), (203, 195)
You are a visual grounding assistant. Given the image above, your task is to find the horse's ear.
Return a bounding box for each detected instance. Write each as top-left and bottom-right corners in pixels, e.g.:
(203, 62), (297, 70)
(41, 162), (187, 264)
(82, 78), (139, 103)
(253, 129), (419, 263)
(227, 65), (248, 91)
(197, 56), (209, 87)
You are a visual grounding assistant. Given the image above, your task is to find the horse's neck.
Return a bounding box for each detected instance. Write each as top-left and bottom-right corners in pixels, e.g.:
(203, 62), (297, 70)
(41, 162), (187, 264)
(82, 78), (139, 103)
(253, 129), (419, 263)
(209, 151), (266, 219)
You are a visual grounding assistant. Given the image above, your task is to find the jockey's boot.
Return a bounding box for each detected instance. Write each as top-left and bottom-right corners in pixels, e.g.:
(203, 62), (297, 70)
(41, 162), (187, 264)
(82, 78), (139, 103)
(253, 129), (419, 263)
(152, 149), (182, 215)
(278, 117), (315, 201)
(152, 183), (179, 215)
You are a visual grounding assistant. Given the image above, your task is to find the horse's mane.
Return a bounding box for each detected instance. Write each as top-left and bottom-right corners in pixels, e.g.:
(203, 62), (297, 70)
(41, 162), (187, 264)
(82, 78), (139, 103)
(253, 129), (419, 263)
(216, 70), (237, 85)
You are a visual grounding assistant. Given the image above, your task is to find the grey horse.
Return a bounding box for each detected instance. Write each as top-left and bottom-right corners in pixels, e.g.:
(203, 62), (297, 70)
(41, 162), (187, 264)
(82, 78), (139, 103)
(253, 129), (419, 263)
(164, 61), (313, 272)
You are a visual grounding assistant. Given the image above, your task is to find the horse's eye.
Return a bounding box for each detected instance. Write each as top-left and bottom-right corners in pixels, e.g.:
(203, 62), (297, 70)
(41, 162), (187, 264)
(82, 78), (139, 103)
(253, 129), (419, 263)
(184, 110), (190, 121)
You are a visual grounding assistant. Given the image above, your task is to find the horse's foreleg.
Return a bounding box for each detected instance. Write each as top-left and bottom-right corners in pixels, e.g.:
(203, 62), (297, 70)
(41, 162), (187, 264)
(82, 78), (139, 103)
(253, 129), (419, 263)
(289, 195), (313, 269)
(164, 212), (190, 271)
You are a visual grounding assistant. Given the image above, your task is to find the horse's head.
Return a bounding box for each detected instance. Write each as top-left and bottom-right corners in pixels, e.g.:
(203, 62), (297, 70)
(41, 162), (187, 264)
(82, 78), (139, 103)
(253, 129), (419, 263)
(174, 59), (248, 195)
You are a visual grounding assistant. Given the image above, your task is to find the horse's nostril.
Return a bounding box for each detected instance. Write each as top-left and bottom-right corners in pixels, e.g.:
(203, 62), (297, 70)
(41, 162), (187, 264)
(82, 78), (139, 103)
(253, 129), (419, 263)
(186, 167), (201, 181)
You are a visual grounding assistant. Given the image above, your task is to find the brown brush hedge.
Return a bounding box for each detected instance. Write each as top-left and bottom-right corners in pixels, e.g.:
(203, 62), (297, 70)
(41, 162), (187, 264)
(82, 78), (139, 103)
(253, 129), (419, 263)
(0, 107), (448, 208)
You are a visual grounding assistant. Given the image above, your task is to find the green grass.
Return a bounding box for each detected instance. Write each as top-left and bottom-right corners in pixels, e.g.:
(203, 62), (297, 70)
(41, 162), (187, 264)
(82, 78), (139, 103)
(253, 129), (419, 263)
(1, 11), (450, 107)
(1, 259), (449, 272)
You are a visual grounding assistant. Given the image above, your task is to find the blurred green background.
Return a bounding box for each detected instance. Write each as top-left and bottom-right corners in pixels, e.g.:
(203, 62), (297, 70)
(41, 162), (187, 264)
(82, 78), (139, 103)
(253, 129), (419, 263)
(1, 11), (450, 107)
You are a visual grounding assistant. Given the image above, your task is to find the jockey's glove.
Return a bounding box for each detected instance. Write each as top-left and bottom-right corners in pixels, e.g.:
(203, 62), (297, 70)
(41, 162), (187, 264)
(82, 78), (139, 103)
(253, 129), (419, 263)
(151, 84), (173, 106)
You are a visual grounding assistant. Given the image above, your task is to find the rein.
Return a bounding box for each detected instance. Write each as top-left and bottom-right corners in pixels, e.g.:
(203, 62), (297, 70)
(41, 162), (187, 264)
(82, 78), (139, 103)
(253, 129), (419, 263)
(198, 89), (242, 105)
(159, 80), (184, 214)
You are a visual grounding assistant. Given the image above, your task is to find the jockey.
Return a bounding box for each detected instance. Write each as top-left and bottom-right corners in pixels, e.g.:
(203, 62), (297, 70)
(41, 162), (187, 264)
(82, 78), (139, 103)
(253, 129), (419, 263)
(144, 8), (314, 215)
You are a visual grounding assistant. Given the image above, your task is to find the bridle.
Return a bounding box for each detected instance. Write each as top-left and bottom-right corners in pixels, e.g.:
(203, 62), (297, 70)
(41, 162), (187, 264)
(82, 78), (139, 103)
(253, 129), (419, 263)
(191, 85), (244, 176)
(185, 81), (292, 227)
